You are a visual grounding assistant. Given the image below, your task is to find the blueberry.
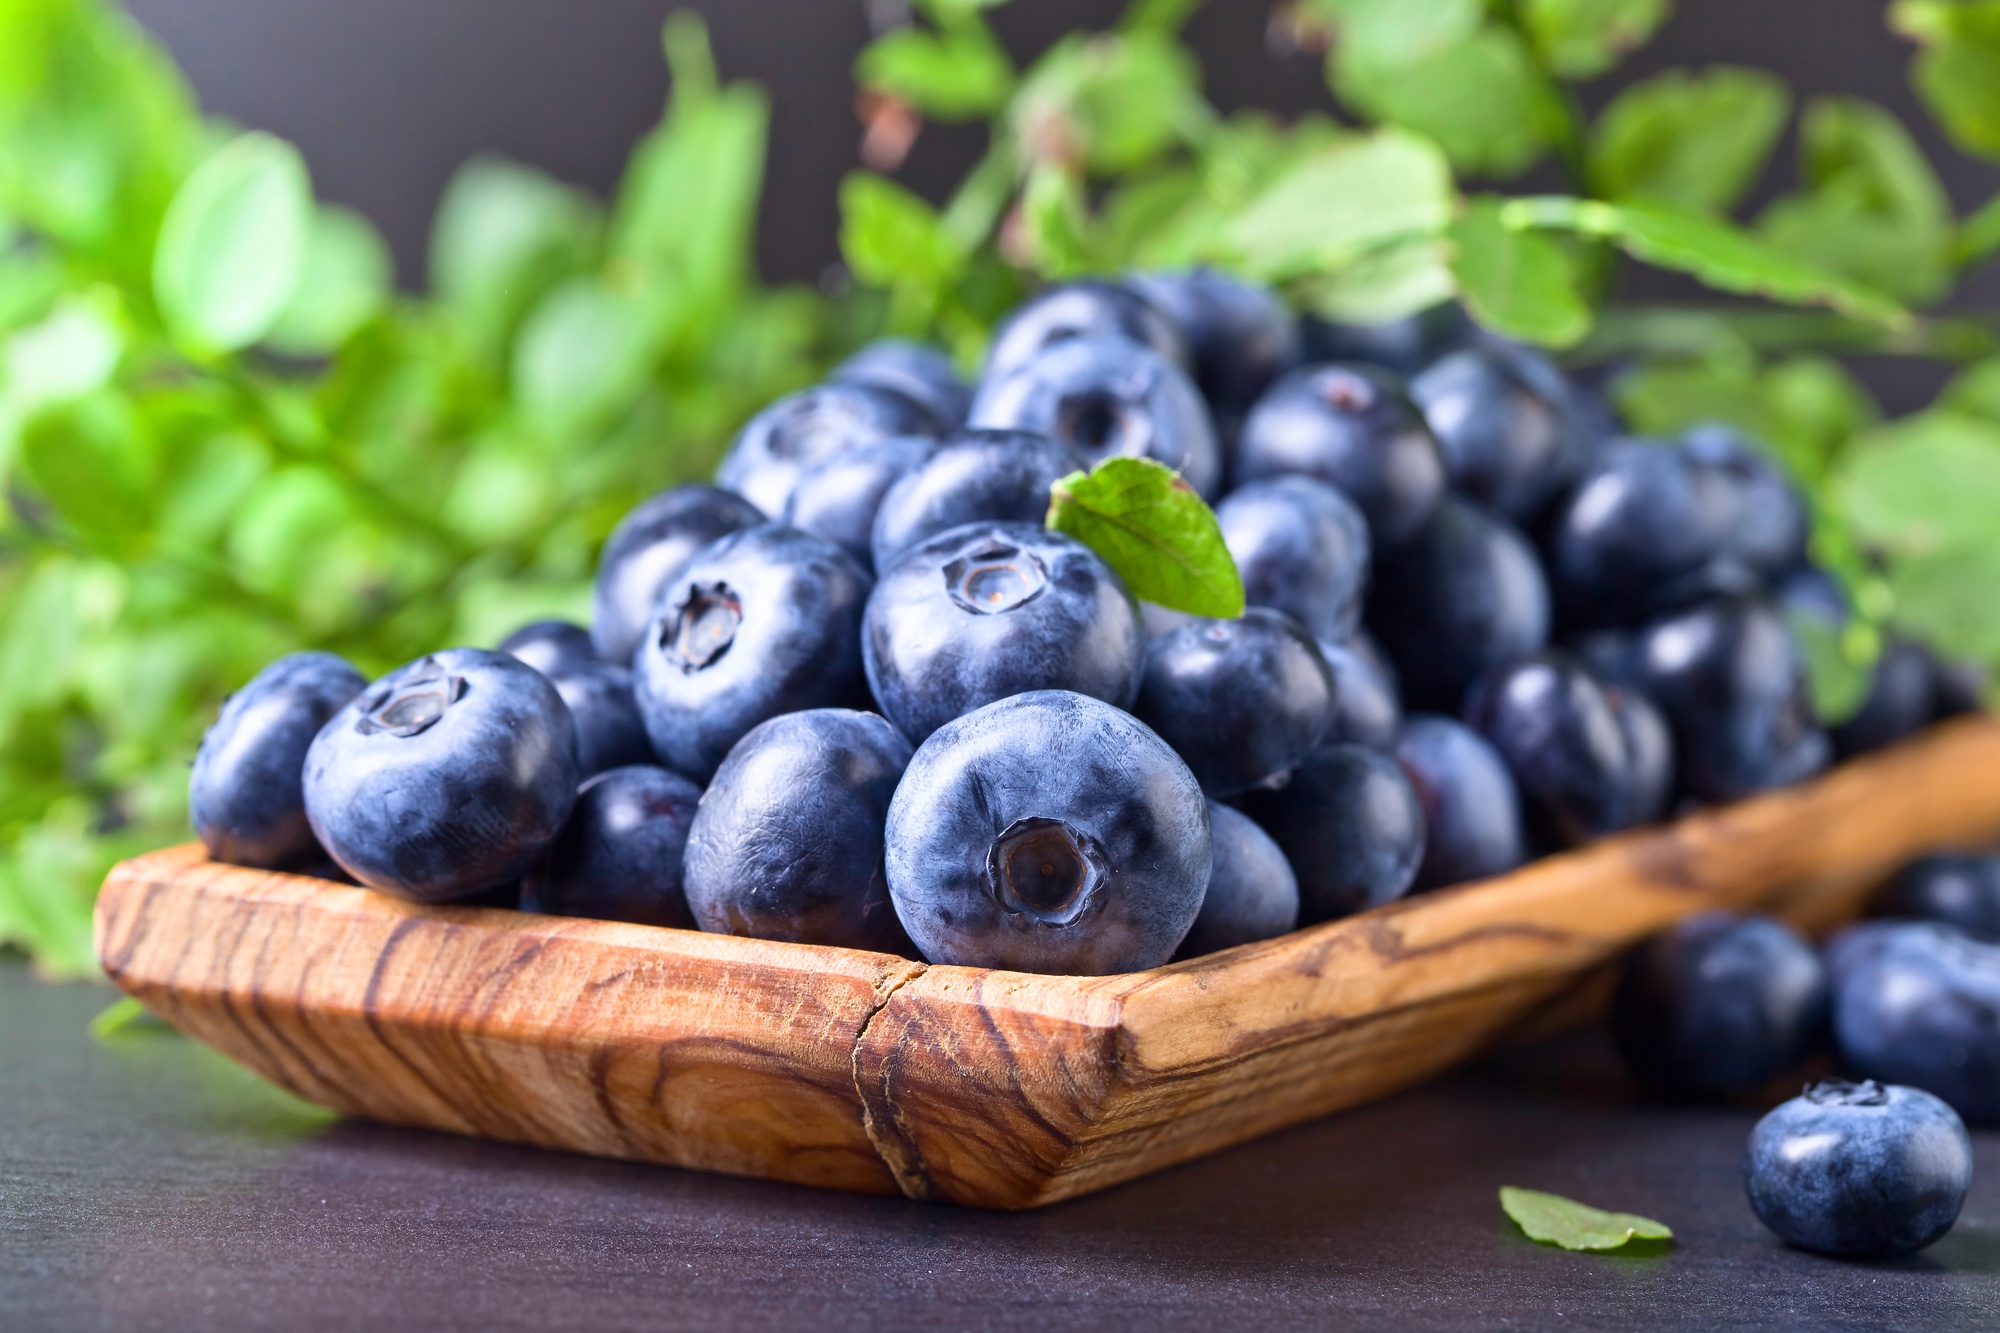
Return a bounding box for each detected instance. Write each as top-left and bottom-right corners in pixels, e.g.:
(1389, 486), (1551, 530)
(1366, 498), (1551, 713)
(1679, 423), (1809, 577)
(1463, 652), (1674, 849)
(1133, 610), (1335, 797)
(716, 382), (936, 517)
(590, 484), (765, 666)
(830, 338), (970, 430)
(1823, 920), (1946, 992)
(1776, 564), (1849, 626)
(781, 435), (935, 573)
(632, 525), (871, 782)
(1833, 638), (1938, 759)
(983, 279), (1187, 384)
(1297, 303), (1471, 376)
(1122, 268), (1299, 428)
(1317, 632), (1402, 752)
(1876, 854), (2000, 940)
(864, 522), (1142, 744)
(548, 662), (655, 777)
(1611, 911), (1828, 1097)
(1236, 745), (1426, 925)
(1743, 1078), (1971, 1258)
(884, 690), (1209, 974)
(1409, 343), (1586, 522)
(1628, 598), (1830, 803)
(1233, 362), (1446, 544)
(520, 765), (701, 928)
(498, 619), (598, 678)
(1216, 475), (1372, 642)
(1394, 715), (1526, 891)
(684, 709), (913, 953)
(1932, 656), (1990, 720)
(1835, 922), (2000, 1122)
(1176, 801), (1299, 957)
(303, 648), (579, 902)
(868, 429), (1085, 573)
(190, 652), (367, 869)
(970, 336), (1222, 497)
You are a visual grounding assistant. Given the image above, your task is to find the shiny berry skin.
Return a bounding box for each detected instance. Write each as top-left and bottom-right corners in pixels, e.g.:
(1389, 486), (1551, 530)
(1743, 1078), (1971, 1258)
(864, 522), (1143, 744)
(632, 525), (872, 782)
(716, 382), (936, 518)
(1215, 475), (1372, 642)
(683, 709), (913, 953)
(590, 484), (765, 666)
(303, 648), (580, 903)
(190, 652), (367, 869)
(970, 336), (1222, 497)
(1611, 911), (1828, 1097)
(1317, 633), (1402, 752)
(885, 691), (1210, 974)
(547, 662), (655, 778)
(830, 338), (970, 430)
(868, 429), (1084, 574)
(1394, 715), (1526, 891)
(1233, 362), (1446, 544)
(1236, 745), (1426, 925)
(1874, 853), (2000, 941)
(1409, 343), (1584, 523)
(498, 620), (598, 678)
(520, 765), (701, 928)
(1367, 498), (1551, 713)
(1678, 423), (1809, 577)
(1834, 922), (2000, 1123)
(781, 435), (935, 573)
(1176, 801), (1300, 958)
(982, 279), (1187, 383)
(1133, 610), (1335, 798)
(1123, 268), (1299, 428)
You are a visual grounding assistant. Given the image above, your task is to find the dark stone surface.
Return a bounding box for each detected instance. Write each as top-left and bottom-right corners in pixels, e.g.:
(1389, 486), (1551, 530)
(4, 959), (1998, 1331)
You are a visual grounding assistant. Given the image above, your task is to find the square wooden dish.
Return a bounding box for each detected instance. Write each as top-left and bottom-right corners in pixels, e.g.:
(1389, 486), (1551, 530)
(95, 717), (2000, 1210)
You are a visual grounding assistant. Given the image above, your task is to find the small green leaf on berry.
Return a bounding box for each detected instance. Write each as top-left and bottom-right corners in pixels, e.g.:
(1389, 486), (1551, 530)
(1045, 457), (1244, 618)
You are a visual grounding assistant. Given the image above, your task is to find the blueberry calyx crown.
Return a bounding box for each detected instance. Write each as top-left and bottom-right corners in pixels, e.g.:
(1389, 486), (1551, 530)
(987, 816), (1106, 926)
(357, 664), (467, 738)
(1316, 370), (1373, 413)
(666, 582), (743, 672)
(945, 540), (1049, 616)
(1057, 384), (1150, 456)
(1804, 1077), (1889, 1107)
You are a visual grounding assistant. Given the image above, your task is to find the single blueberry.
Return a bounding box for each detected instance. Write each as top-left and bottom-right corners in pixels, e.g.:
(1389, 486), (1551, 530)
(1297, 303), (1471, 376)
(303, 648), (579, 902)
(1317, 633), (1402, 752)
(1679, 423), (1809, 578)
(1629, 598), (1830, 803)
(632, 525), (872, 782)
(865, 522), (1143, 744)
(1133, 610), (1335, 798)
(1394, 715), (1526, 891)
(716, 382), (936, 517)
(190, 652), (368, 869)
(1233, 362), (1446, 544)
(1743, 1078), (1971, 1258)
(1835, 922), (2000, 1123)
(1823, 920), (1955, 992)
(1235, 745), (1426, 925)
(1215, 474), (1372, 642)
(830, 338), (971, 430)
(683, 709), (913, 953)
(1176, 801), (1300, 958)
(1367, 498), (1551, 713)
(868, 429), (1084, 573)
(1409, 343), (1586, 522)
(1123, 268), (1299, 429)
(1463, 652), (1674, 849)
(781, 435), (935, 573)
(520, 765), (701, 928)
(1875, 853), (2000, 940)
(983, 279), (1188, 384)
(970, 335), (1222, 497)
(1833, 638), (1939, 759)
(884, 690), (1210, 974)
(590, 484), (765, 666)
(548, 662), (655, 778)
(497, 620), (599, 678)
(1611, 911), (1829, 1098)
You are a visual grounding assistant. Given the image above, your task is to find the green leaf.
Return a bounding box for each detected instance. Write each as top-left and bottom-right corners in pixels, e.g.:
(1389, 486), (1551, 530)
(152, 131), (313, 351)
(1012, 31), (1208, 175)
(1215, 129), (1455, 282)
(1296, 236), (1457, 325)
(427, 155), (599, 360)
(1045, 458), (1243, 617)
(1305, 0), (1486, 67)
(1520, 0), (1670, 79)
(1, 287), (123, 414)
(839, 171), (965, 328)
(1501, 197), (1909, 327)
(1330, 23), (1553, 178)
(1450, 197), (1591, 347)
(1888, 545), (2000, 660)
(1500, 1187), (1674, 1251)
(1891, 0), (2000, 162)
(1938, 358), (2000, 424)
(89, 995), (168, 1040)
(1833, 411), (2000, 556)
(856, 21), (1015, 120)
(1786, 605), (1875, 725)
(1955, 191), (2000, 268)
(1589, 67), (1790, 214)
(511, 277), (654, 433)
(264, 204), (392, 355)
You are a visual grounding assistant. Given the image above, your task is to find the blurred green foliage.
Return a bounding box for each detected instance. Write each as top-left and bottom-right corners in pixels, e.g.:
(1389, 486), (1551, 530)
(4, 0), (2000, 975)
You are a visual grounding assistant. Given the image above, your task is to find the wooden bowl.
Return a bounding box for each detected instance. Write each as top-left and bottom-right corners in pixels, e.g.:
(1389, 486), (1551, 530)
(95, 717), (2000, 1209)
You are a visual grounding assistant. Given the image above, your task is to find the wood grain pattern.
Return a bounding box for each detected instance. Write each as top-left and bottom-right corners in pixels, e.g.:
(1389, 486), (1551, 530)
(96, 716), (2000, 1209)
